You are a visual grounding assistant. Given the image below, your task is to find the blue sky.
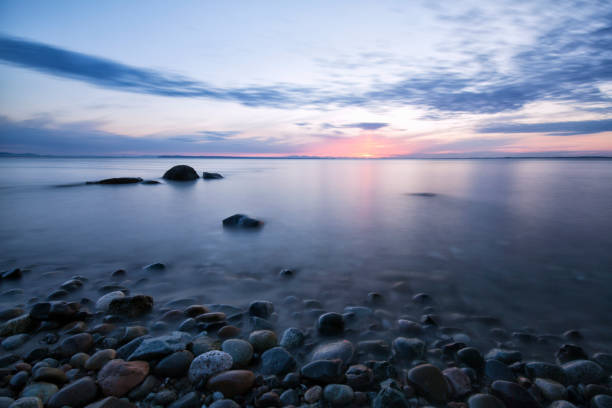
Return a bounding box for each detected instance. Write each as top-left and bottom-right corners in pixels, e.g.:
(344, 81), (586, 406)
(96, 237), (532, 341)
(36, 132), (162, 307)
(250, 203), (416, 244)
(0, 0), (611, 157)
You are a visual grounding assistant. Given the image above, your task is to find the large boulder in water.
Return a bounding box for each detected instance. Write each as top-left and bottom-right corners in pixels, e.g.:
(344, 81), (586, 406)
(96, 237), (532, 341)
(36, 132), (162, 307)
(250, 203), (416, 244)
(163, 165), (199, 181)
(222, 214), (262, 229)
(86, 177), (143, 185)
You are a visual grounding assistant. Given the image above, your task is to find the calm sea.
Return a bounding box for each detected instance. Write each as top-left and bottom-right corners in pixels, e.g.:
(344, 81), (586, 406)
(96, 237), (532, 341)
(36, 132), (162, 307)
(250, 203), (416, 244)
(1, 157), (611, 351)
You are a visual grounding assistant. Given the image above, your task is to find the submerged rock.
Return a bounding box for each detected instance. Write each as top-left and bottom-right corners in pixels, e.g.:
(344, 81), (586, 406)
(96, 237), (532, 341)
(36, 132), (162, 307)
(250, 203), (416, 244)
(203, 172), (223, 179)
(86, 178), (143, 185)
(163, 165), (199, 181)
(222, 214), (262, 229)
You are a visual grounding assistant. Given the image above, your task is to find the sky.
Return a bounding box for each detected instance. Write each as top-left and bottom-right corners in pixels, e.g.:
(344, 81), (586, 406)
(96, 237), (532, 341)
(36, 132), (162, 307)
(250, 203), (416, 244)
(0, 0), (611, 157)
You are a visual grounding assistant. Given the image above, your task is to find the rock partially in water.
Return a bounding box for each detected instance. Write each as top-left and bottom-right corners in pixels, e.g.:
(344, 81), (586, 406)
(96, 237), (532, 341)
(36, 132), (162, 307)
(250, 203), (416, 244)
(222, 214), (262, 229)
(55, 333), (93, 357)
(372, 382), (410, 408)
(86, 178), (143, 185)
(127, 332), (192, 361)
(203, 172), (223, 179)
(392, 337), (424, 361)
(0, 314), (35, 336)
(248, 300), (274, 319)
(141, 180), (161, 185)
(162, 165), (199, 181)
(155, 350), (194, 378)
(1, 268), (22, 280)
(279, 327), (304, 349)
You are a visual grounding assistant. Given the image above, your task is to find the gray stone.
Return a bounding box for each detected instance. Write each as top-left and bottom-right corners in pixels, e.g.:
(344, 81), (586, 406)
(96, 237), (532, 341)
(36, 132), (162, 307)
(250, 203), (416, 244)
(467, 393), (506, 408)
(372, 382), (409, 408)
(260, 347), (296, 375)
(8, 397), (42, 408)
(311, 340), (354, 365)
(525, 361), (567, 384)
(391, 337), (424, 361)
(221, 339), (253, 367)
(155, 350), (193, 378)
(406, 364), (448, 403)
(485, 348), (522, 364)
(84, 349), (116, 370)
(20, 383), (58, 404)
(32, 367), (66, 384)
(96, 292), (125, 311)
(484, 359), (515, 382)
(47, 376), (98, 408)
(2, 334), (29, 350)
(247, 330), (277, 352)
(535, 378), (567, 401)
(301, 359), (343, 383)
(188, 350), (233, 383)
(127, 332), (192, 361)
(562, 359), (604, 384)
(167, 392), (200, 408)
(279, 327), (304, 349)
(490, 380), (541, 408)
(592, 395), (612, 408)
(323, 384), (353, 406)
(318, 313), (344, 336)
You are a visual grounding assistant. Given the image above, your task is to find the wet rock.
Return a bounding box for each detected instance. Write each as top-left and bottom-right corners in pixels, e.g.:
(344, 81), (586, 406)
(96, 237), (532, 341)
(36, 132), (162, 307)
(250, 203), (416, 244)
(466, 393), (506, 408)
(525, 361), (567, 384)
(2, 334), (29, 350)
(188, 350), (233, 383)
(20, 383), (58, 404)
(0, 308), (24, 322)
(248, 301), (274, 319)
(372, 382), (410, 408)
(397, 319), (423, 336)
(32, 367), (66, 384)
(279, 327), (304, 349)
(152, 390), (176, 405)
(357, 340), (389, 356)
(305, 385), (323, 403)
(345, 364), (373, 389)
(47, 376), (98, 408)
(1, 269), (21, 280)
(318, 312), (344, 336)
(96, 292), (126, 312)
(0, 315), (34, 337)
(217, 325), (240, 339)
(392, 337), (424, 361)
(108, 295), (153, 317)
(592, 395), (612, 408)
(221, 339), (253, 367)
(562, 359), (604, 384)
(143, 263), (165, 272)
(406, 364), (448, 403)
(485, 348), (522, 364)
(30, 302), (80, 322)
(255, 392), (280, 407)
(128, 331), (191, 361)
(534, 378), (567, 401)
(84, 349), (116, 370)
(167, 392), (199, 408)
(484, 359), (515, 382)
(97, 360), (148, 397)
(127, 375), (160, 401)
(84, 396), (136, 408)
(491, 380), (541, 408)
(206, 370), (255, 397)
(203, 172), (223, 179)
(556, 344), (588, 364)
(443, 367), (471, 397)
(8, 397), (42, 408)
(260, 347), (296, 375)
(593, 353), (612, 373)
(209, 400), (239, 408)
(278, 269), (294, 279)
(55, 333), (93, 357)
(163, 165), (199, 181)
(222, 214), (262, 229)
(155, 350), (193, 378)
(0, 398), (14, 408)
(311, 340), (354, 365)
(279, 389), (299, 406)
(457, 347), (485, 370)
(324, 384), (353, 406)
(301, 359), (343, 383)
(248, 330), (277, 352)
(86, 177), (143, 185)
(9, 371), (28, 388)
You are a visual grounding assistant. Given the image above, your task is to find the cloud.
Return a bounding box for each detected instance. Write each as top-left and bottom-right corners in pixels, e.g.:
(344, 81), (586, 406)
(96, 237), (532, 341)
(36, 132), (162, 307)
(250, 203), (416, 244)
(341, 122), (388, 130)
(478, 119), (612, 136)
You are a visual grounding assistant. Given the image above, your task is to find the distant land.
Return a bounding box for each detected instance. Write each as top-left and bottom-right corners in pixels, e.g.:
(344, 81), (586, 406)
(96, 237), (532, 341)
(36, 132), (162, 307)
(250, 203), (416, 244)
(1, 152), (611, 160)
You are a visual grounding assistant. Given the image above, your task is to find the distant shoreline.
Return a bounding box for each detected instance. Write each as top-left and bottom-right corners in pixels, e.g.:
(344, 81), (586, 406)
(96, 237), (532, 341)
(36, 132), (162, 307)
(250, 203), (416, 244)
(1, 152), (612, 160)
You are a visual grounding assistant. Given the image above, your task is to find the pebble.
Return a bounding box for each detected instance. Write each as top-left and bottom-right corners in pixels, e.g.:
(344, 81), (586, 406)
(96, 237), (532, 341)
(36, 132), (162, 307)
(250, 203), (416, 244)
(206, 370), (255, 397)
(20, 383), (58, 404)
(127, 331), (192, 361)
(485, 348), (522, 364)
(95, 292), (126, 311)
(9, 371), (28, 388)
(248, 330), (277, 352)
(32, 367), (66, 384)
(155, 350), (194, 378)
(0, 398), (13, 408)
(108, 295), (153, 317)
(467, 393), (506, 408)
(97, 360), (149, 397)
(84, 349), (116, 370)
(255, 391), (280, 407)
(562, 359), (604, 384)
(457, 347), (485, 370)
(188, 350), (233, 383)
(556, 344), (588, 364)
(406, 364), (448, 403)
(443, 367), (472, 397)
(535, 377), (567, 401)
(490, 380), (541, 408)
(593, 352), (612, 372)
(304, 385), (323, 403)
(301, 359), (343, 383)
(525, 361), (567, 384)
(209, 400), (240, 408)
(248, 301), (274, 319)
(345, 364), (373, 389)
(279, 327), (304, 349)
(392, 337), (424, 361)
(484, 359), (515, 382)
(55, 333), (93, 357)
(311, 340), (355, 365)
(2, 334), (29, 351)
(84, 396), (136, 408)
(324, 384), (354, 406)
(592, 395), (612, 408)
(318, 313), (345, 336)
(260, 347), (296, 375)
(8, 397), (42, 408)
(127, 375), (160, 401)
(167, 392), (199, 408)
(221, 339), (253, 367)
(47, 376), (98, 408)
(372, 382), (410, 408)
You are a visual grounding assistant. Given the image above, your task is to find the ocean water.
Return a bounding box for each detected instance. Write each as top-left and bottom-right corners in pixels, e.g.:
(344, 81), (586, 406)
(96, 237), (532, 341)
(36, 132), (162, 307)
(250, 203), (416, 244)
(1, 157), (611, 351)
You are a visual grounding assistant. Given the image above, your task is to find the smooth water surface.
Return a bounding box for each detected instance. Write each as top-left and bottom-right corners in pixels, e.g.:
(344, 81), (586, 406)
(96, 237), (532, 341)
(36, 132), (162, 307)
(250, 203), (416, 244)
(1, 158), (611, 351)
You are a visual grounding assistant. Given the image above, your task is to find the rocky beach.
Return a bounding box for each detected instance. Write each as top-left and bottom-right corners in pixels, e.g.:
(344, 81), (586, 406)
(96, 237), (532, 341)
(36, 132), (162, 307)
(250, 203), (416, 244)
(1, 161), (611, 408)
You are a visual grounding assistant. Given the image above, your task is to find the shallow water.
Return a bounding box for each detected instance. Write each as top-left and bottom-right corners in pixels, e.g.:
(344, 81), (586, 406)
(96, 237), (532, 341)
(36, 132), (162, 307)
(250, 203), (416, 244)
(0, 157), (611, 353)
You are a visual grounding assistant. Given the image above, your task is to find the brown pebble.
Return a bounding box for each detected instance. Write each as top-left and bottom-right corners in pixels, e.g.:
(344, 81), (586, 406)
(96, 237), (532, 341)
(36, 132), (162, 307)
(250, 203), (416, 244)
(184, 305), (209, 317)
(206, 370), (255, 397)
(218, 325), (241, 339)
(161, 310), (184, 322)
(196, 312), (226, 322)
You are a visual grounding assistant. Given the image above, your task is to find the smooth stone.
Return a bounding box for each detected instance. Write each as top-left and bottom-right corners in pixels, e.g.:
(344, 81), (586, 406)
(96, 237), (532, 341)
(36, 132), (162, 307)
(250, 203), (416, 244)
(163, 165), (199, 181)
(357, 340), (389, 355)
(467, 393), (506, 408)
(217, 325), (240, 339)
(593, 353), (612, 372)
(305, 385), (323, 403)
(345, 364), (374, 389)
(318, 312), (344, 336)
(97, 360), (149, 397)
(86, 177), (142, 185)
(485, 348), (522, 364)
(324, 384), (354, 406)
(143, 263), (165, 271)
(490, 380), (541, 408)
(166, 392), (199, 408)
(127, 375), (160, 401)
(549, 401), (577, 408)
(152, 390), (176, 405)
(55, 333), (93, 357)
(202, 172), (223, 179)
(29, 301), (79, 321)
(222, 214), (262, 229)
(535, 378), (567, 401)
(206, 370), (255, 397)
(9, 371), (28, 388)
(32, 367), (66, 384)
(221, 339), (253, 367)
(279, 388), (299, 406)
(260, 347), (296, 375)
(155, 350), (193, 378)
(443, 367), (471, 397)
(484, 359), (515, 382)
(392, 337), (424, 361)
(592, 395), (612, 408)
(209, 400), (240, 408)
(255, 391), (280, 407)
(372, 382), (410, 408)
(84, 349), (116, 370)
(128, 332), (192, 361)
(108, 295), (153, 317)
(1, 269), (22, 280)
(8, 397), (42, 408)
(311, 340), (355, 365)
(84, 396), (136, 408)
(20, 383), (58, 404)
(96, 292), (125, 311)
(2, 334), (29, 351)
(47, 376), (98, 408)
(301, 359), (343, 383)
(248, 330), (277, 352)
(188, 350), (233, 383)
(562, 359), (604, 384)
(457, 347), (485, 370)
(556, 344), (588, 364)
(248, 301), (274, 318)
(0, 308), (24, 322)
(0, 315), (34, 337)
(525, 361), (567, 384)
(406, 364), (448, 403)
(279, 327), (304, 349)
